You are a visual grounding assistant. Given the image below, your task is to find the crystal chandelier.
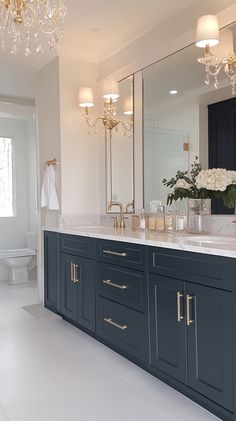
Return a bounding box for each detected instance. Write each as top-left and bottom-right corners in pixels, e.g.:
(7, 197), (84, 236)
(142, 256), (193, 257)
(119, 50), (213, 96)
(0, 0), (67, 56)
(79, 80), (133, 136)
(196, 15), (236, 95)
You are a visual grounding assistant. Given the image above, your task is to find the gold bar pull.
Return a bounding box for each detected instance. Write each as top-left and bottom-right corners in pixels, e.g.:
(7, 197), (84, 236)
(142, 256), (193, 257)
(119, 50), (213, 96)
(74, 265), (79, 283)
(104, 317), (128, 331)
(177, 292), (184, 322)
(103, 250), (127, 257)
(103, 279), (128, 290)
(70, 262), (74, 282)
(186, 294), (194, 326)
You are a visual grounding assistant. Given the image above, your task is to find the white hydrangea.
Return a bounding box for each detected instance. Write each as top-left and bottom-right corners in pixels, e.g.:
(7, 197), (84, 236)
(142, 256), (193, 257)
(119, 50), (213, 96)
(228, 171), (236, 184)
(195, 169), (232, 192)
(174, 179), (191, 190)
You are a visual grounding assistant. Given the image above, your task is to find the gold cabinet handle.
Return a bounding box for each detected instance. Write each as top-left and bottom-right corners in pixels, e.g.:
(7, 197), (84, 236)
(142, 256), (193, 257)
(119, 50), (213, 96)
(103, 279), (128, 290)
(103, 250), (127, 257)
(186, 294), (194, 326)
(74, 265), (79, 283)
(70, 262), (74, 282)
(177, 292), (184, 322)
(104, 317), (128, 331)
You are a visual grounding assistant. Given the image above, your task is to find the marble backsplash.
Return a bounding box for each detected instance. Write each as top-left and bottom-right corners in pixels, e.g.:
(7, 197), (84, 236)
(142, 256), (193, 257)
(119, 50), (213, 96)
(56, 213), (236, 236)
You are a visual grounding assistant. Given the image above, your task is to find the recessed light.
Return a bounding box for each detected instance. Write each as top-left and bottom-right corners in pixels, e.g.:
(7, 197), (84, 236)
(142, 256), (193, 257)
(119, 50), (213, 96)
(169, 90), (178, 95)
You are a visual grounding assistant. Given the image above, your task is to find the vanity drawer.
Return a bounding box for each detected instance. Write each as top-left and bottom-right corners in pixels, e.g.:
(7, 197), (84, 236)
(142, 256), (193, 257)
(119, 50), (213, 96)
(97, 296), (147, 363)
(148, 247), (233, 290)
(61, 234), (95, 258)
(98, 240), (146, 271)
(98, 264), (146, 312)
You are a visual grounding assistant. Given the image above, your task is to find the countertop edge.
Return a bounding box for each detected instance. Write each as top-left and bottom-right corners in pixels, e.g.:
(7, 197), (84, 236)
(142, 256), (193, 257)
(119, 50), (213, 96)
(42, 226), (236, 259)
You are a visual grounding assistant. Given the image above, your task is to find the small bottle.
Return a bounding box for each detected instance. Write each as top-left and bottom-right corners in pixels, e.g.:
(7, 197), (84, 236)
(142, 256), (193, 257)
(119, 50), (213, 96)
(165, 206), (176, 233)
(156, 202), (165, 233)
(139, 209), (146, 231)
(148, 213), (156, 231)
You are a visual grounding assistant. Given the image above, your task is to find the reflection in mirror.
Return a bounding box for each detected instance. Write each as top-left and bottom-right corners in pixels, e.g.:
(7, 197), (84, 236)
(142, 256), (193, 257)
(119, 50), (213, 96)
(143, 22), (236, 214)
(106, 75), (134, 213)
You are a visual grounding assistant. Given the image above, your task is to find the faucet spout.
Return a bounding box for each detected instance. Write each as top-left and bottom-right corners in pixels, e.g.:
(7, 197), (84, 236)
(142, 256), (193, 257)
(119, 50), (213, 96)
(108, 201), (125, 228)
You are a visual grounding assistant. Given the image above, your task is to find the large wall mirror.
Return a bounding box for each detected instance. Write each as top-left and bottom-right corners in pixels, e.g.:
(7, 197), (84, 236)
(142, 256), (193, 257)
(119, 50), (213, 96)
(106, 75), (134, 213)
(143, 22), (236, 214)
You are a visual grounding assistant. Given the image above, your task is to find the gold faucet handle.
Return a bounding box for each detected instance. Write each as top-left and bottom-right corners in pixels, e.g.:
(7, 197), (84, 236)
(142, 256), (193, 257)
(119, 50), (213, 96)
(111, 216), (119, 228)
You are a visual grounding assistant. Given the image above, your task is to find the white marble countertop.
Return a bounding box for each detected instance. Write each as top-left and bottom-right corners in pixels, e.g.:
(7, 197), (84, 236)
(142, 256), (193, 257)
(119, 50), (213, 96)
(43, 225), (236, 259)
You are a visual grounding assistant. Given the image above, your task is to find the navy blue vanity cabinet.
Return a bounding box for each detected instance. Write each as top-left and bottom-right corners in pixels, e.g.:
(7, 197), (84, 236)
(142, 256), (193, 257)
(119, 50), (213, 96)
(60, 234), (96, 332)
(187, 282), (233, 412)
(44, 231), (60, 313)
(96, 239), (148, 364)
(149, 274), (187, 384)
(148, 246), (235, 417)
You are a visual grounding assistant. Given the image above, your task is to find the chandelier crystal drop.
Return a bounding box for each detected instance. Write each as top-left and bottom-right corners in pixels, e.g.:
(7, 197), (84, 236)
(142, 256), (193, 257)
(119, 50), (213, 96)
(0, 0), (67, 56)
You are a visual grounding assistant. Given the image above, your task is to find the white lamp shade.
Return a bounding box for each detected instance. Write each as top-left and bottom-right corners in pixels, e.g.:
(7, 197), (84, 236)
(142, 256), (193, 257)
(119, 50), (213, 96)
(213, 29), (234, 59)
(196, 15), (220, 48)
(103, 79), (120, 100)
(79, 87), (94, 108)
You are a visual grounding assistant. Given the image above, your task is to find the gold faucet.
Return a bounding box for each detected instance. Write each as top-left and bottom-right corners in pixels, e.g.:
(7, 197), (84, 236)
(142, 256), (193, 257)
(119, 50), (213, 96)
(108, 201), (126, 228)
(126, 200), (134, 214)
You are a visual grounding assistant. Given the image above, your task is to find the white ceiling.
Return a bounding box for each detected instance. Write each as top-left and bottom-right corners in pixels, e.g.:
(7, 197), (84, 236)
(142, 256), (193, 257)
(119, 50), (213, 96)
(58, 0), (197, 62)
(0, 0), (235, 72)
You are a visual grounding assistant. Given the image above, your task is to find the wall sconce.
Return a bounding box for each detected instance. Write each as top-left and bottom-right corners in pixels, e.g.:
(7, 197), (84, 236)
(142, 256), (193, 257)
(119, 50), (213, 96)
(79, 79), (133, 135)
(196, 14), (236, 95)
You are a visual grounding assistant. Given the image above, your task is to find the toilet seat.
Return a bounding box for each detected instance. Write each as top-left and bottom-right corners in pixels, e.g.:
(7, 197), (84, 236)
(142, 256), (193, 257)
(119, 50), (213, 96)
(0, 248), (36, 259)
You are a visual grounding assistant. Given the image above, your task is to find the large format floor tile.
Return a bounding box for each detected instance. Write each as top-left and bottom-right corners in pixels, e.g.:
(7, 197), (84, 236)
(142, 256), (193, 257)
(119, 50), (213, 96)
(0, 280), (221, 420)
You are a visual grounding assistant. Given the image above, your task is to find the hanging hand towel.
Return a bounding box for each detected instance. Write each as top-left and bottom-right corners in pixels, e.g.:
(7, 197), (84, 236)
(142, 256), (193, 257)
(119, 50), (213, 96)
(41, 165), (60, 210)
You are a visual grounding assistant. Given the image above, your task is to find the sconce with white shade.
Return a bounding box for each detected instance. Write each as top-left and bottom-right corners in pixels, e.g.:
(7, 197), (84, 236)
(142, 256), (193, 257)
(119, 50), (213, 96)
(196, 15), (236, 94)
(79, 79), (133, 134)
(196, 15), (220, 49)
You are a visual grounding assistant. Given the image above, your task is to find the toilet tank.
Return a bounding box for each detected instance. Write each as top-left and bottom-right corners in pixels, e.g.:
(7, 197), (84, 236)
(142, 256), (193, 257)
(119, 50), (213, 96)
(26, 232), (37, 250)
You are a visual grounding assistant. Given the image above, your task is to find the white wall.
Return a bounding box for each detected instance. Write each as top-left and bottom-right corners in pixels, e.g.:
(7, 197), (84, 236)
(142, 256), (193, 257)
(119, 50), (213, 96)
(0, 116), (37, 281)
(36, 57), (62, 228)
(59, 56), (104, 217)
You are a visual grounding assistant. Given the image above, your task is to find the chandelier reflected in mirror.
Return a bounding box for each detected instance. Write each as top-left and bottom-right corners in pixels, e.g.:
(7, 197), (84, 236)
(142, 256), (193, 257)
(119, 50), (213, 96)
(79, 79), (133, 136)
(196, 15), (236, 95)
(0, 0), (67, 56)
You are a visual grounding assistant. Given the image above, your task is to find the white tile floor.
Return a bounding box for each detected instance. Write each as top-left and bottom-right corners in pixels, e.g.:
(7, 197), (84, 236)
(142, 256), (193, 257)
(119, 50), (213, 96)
(0, 280), (221, 420)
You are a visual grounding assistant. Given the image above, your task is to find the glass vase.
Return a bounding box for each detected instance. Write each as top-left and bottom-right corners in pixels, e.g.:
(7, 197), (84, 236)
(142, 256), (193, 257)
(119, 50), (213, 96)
(187, 199), (211, 234)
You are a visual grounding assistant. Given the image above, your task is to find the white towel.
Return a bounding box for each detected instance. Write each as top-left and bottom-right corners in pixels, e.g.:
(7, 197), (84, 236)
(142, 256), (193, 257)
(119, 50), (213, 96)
(41, 165), (60, 211)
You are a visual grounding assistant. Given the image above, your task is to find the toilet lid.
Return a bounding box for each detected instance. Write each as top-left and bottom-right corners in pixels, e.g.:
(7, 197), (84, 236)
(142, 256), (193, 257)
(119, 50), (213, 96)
(0, 248), (36, 259)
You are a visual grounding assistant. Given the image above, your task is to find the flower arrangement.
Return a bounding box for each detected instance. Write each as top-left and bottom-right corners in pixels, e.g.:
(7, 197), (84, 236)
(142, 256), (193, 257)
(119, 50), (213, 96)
(163, 157), (236, 208)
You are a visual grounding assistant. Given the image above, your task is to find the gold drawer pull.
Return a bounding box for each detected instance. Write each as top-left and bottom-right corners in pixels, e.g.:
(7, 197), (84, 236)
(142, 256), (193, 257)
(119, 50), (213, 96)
(74, 265), (79, 283)
(103, 280), (128, 290)
(103, 250), (127, 257)
(177, 292), (184, 322)
(104, 317), (128, 331)
(186, 294), (194, 326)
(70, 262), (74, 282)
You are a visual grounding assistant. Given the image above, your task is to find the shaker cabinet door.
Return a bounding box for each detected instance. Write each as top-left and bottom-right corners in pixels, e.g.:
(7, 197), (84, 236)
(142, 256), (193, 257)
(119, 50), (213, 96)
(187, 283), (234, 412)
(77, 257), (96, 332)
(149, 274), (187, 383)
(60, 253), (78, 322)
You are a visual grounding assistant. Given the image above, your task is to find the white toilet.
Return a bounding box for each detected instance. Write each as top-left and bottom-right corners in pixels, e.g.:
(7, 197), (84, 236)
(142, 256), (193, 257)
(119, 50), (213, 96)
(0, 233), (37, 285)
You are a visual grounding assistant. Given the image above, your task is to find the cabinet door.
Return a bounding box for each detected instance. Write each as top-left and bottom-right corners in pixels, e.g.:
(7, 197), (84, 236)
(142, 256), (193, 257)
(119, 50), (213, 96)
(44, 231), (59, 313)
(187, 283), (233, 412)
(77, 257), (95, 332)
(149, 274), (187, 383)
(60, 254), (78, 322)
